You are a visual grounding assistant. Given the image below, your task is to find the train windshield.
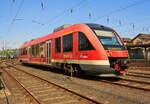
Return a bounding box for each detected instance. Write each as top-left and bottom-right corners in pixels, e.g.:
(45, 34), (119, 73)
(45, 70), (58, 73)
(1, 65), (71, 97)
(94, 29), (126, 51)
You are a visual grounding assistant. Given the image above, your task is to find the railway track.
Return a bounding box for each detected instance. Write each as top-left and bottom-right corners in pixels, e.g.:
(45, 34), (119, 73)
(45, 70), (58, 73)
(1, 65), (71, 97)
(0, 72), (10, 104)
(127, 71), (150, 76)
(2, 63), (103, 104)
(126, 72), (150, 79)
(98, 77), (150, 92)
(11, 64), (150, 93)
(129, 67), (150, 70)
(3, 61), (150, 99)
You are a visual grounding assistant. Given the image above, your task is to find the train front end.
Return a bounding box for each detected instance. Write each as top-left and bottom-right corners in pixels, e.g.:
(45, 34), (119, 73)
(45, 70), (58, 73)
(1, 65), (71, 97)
(87, 23), (129, 76)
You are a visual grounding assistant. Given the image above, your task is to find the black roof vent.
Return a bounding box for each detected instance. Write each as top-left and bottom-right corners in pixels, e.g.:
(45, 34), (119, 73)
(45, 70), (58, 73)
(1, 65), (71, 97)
(84, 23), (112, 31)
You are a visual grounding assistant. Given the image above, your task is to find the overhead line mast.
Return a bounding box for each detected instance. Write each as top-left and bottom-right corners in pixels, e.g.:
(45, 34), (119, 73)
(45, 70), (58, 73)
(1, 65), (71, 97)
(6, 0), (24, 36)
(93, 0), (149, 22)
(24, 0), (87, 40)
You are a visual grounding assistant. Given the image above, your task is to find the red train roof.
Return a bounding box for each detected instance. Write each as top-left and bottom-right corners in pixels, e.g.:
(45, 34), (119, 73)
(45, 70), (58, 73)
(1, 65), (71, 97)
(20, 23), (116, 49)
(20, 24), (88, 48)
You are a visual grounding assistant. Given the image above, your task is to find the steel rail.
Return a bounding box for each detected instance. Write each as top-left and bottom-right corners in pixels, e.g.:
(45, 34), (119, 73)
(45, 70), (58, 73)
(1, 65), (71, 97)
(5, 63), (103, 104)
(120, 78), (150, 85)
(2, 69), (41, 104)
(126, 73), (150, 79)
(127, 72), (150, 76)
(0, 77), (10, 104)
(6, 62), (150, 94)
(100, 79), (150, 92)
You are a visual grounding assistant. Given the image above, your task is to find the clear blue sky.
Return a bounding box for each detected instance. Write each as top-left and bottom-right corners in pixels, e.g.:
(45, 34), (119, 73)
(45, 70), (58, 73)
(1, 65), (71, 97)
(0, 0), (150, 49)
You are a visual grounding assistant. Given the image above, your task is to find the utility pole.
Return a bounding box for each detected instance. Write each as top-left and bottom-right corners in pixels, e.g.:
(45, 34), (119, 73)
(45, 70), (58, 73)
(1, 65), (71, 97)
(2, 40), (4, 58)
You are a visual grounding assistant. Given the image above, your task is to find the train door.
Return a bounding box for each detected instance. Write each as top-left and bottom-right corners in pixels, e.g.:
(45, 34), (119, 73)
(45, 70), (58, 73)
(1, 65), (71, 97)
(46, 40), (52, 64)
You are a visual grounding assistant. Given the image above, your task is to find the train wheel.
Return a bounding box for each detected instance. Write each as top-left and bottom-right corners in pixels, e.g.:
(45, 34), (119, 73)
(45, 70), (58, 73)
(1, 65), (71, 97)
(72, 64), (82, 76)
(63, 64), (81, 76)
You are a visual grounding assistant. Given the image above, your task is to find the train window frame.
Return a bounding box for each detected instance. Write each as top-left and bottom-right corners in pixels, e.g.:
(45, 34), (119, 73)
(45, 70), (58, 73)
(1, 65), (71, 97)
(55, 37), (61, 53)
(40, 42), (45, 58)
(92, 29), (126, 51)
(35, 44), (39, 58)
(63, 33), (73, 52)
(78, 32), (95, 51)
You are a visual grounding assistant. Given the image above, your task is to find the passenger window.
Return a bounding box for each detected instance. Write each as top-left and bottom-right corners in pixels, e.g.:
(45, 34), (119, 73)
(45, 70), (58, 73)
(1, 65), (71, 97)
(31, 45), (35, 57)
(25, 48), (27, 55)
(23, 48), (26, 55)
(20, 48), (22, 55)
(22, 48), (27, 55)
(55, 37), (61, 53)
(35, 44), (39, 57)
(40, 42), (45, 58)
(22, 48), (23, 55)
(63, 33), (73, 52)
(79, 32), (95, 51)
(28, 48), (30, 56)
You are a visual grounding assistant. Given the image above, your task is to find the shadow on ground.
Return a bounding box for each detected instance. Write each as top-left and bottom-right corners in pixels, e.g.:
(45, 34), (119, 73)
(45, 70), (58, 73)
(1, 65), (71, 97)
(22, 63), (122, 82)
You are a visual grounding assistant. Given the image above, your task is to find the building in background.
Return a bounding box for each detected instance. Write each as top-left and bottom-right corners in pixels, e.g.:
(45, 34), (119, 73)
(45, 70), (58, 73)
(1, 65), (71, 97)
(131, 34), (150, 45)
(0, 48), (19, 59)
(122, 38), (132, 45)
(122, 33), (150, 59)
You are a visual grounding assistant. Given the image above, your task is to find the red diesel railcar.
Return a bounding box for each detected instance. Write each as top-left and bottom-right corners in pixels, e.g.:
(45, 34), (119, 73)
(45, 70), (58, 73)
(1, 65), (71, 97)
(19, 23), (129, 76)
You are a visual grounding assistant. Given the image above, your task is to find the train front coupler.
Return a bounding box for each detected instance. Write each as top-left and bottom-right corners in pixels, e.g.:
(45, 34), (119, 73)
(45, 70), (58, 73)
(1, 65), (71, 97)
(113, 59), (129, 75)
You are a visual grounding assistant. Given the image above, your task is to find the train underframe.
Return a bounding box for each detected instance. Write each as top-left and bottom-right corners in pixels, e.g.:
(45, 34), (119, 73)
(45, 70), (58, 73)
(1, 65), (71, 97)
(53, 58), (129, 76)
(20, 57), (129, 76)
(108, 57), (129, 75)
